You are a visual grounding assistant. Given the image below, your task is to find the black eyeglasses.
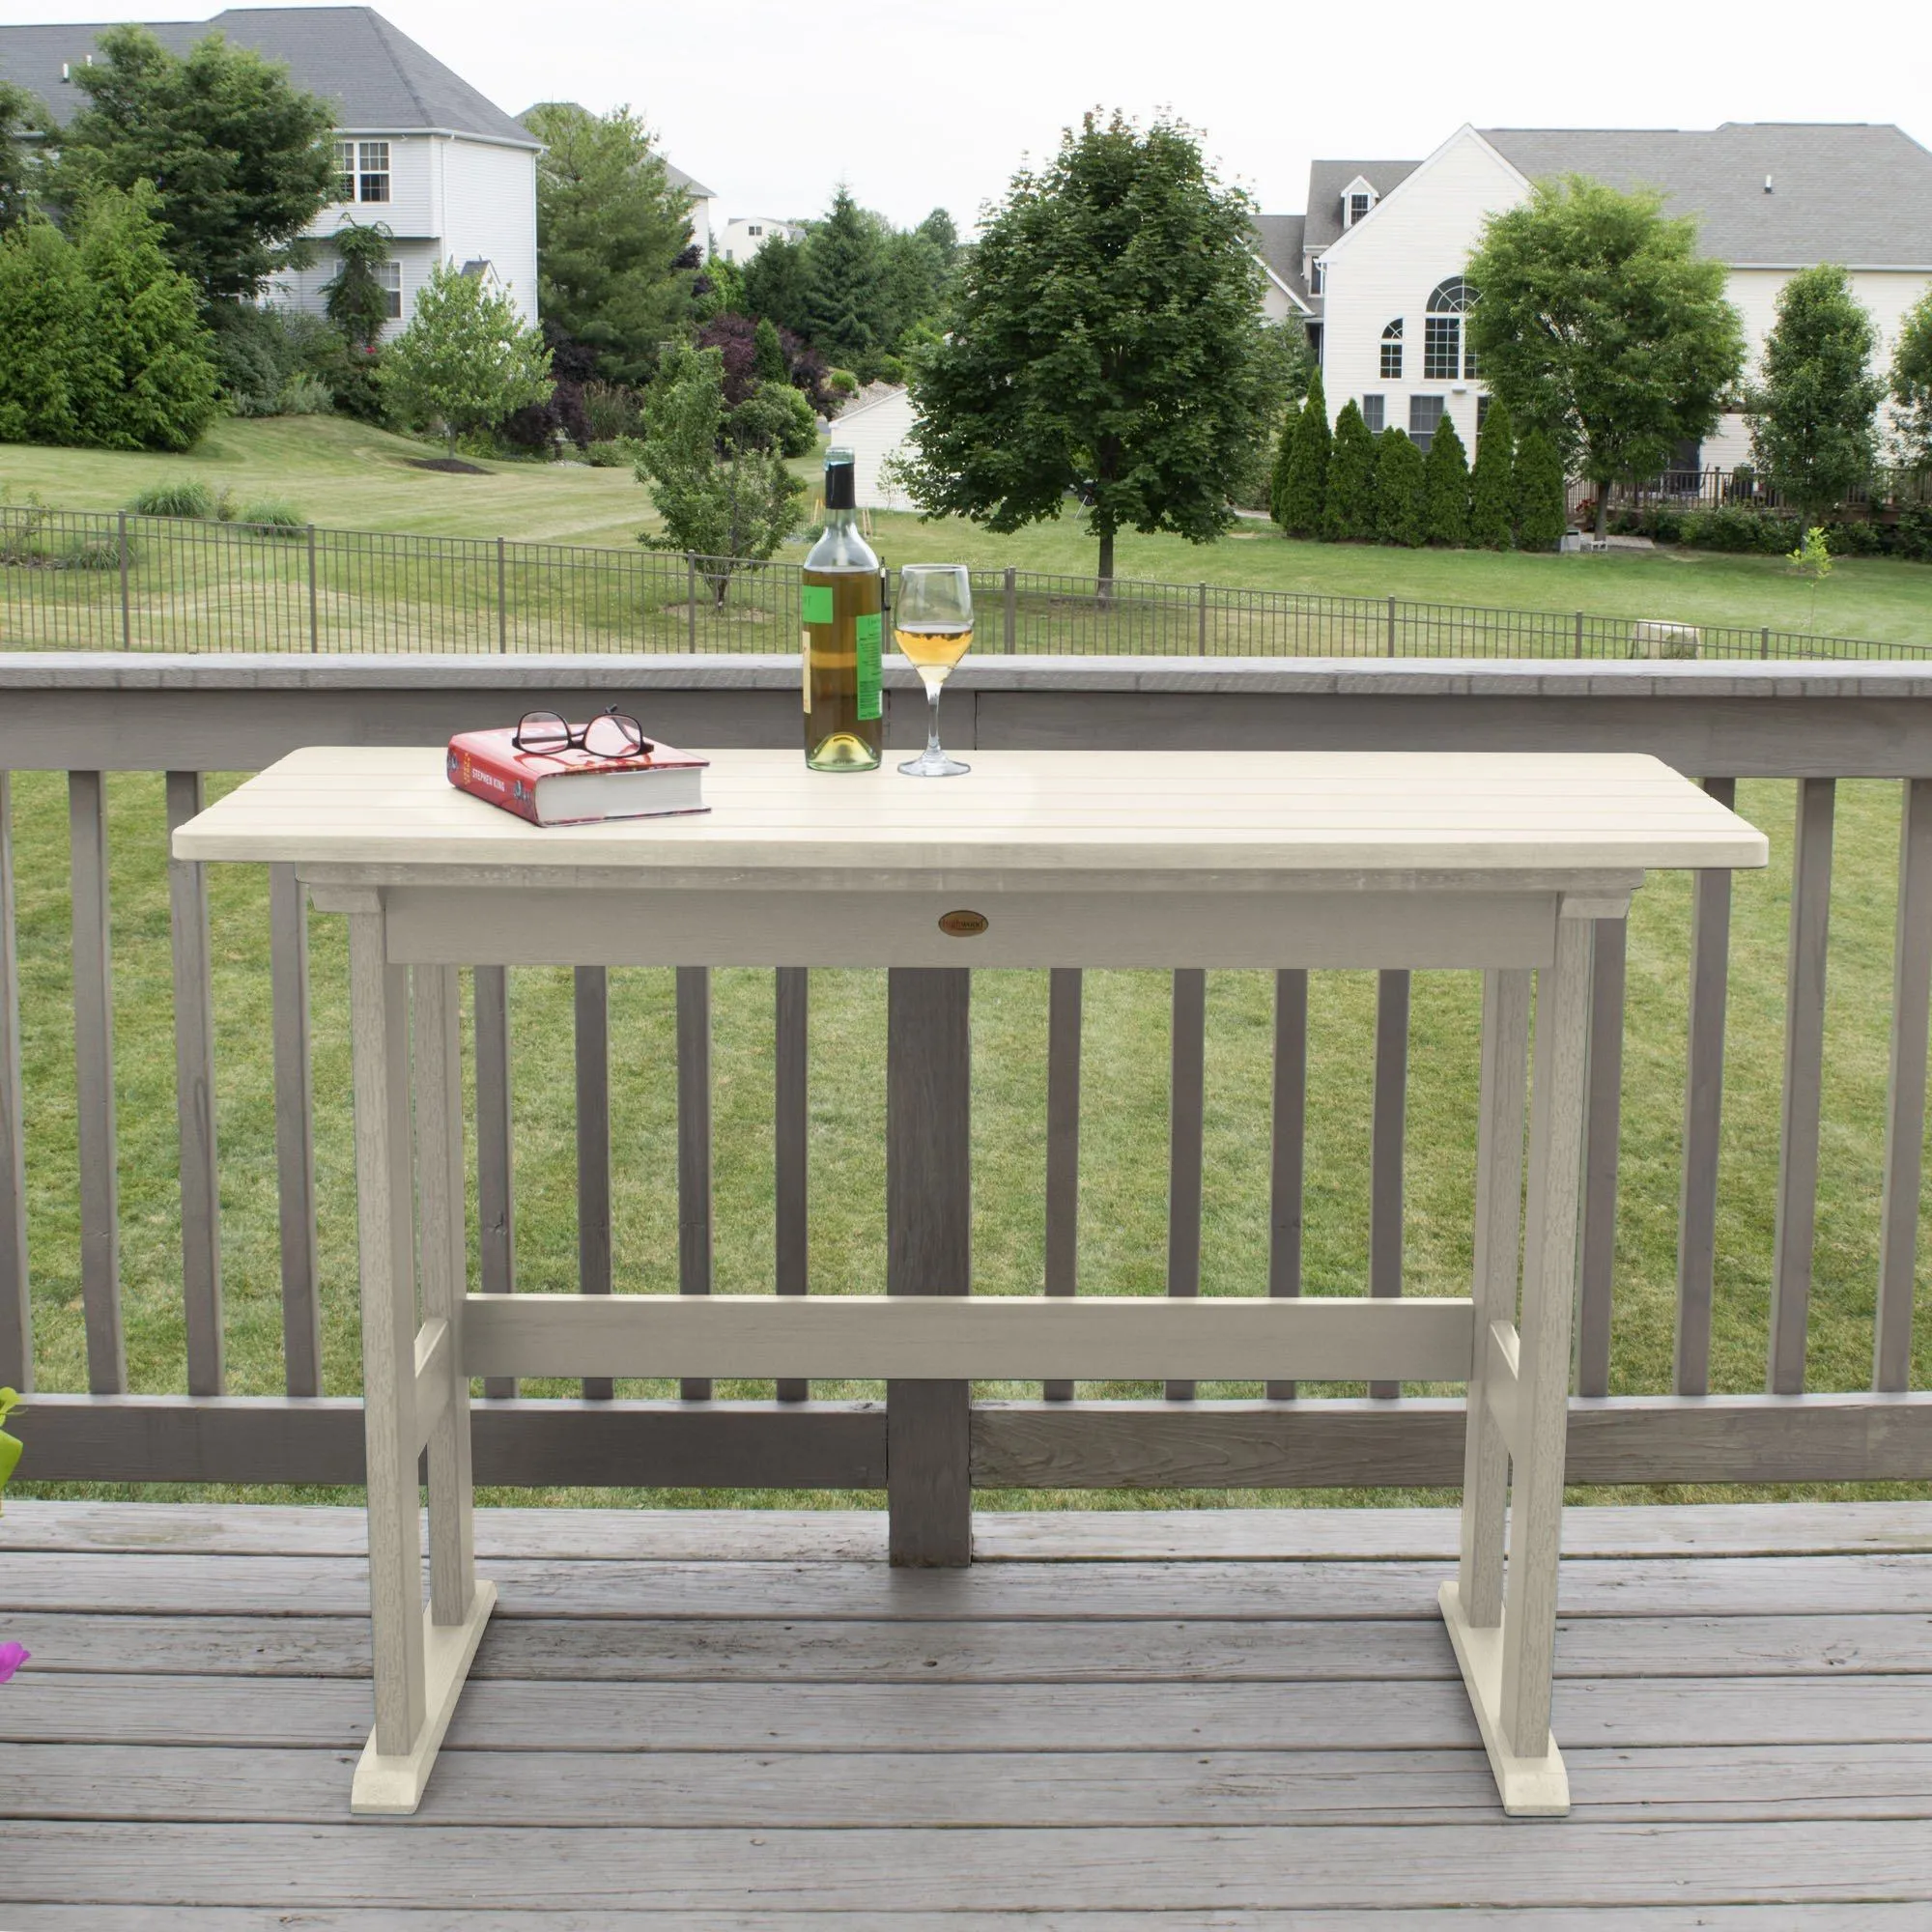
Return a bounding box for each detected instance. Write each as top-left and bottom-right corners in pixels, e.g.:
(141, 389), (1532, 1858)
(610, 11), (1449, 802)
(512, 708), (652, 758)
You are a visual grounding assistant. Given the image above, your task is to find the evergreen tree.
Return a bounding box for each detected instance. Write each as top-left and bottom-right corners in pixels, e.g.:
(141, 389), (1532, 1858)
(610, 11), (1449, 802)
(322, 219), (394, 353)
(740, 232), (811, 338)
(1468, 399), (1515, 550)
(1421, 412), (1470, 546)
(1279, 369), (1328, 536)
(801, 187), (886, 368)
(1747, 264), (1884, 523)
(73, 183), (219, 451)
(1268, 410), (1300, 529)
(753, 315), (786, 384)
(1373, 427), (1426, 547)
(0, 218), (92, 443)
(1512, 426), (1568, 550)
(1322, 400), (1377, 541)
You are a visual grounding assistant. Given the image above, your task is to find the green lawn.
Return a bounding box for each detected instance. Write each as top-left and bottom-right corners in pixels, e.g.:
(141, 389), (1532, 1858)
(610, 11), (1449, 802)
(7, 768), (1930, 1513)
(4, 417), (1930, 646)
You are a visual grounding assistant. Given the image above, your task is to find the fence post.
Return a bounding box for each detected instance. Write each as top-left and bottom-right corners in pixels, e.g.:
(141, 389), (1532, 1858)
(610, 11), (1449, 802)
(1198, 582), (1208, 653)
(687, 554), (698, 651)
(1762, 627), (1771, 660)
(1003, 566), (1016, 654)
(118, 511), (130, 651)
(1386, 594), (1397, 658)
(306, 526), (319, 654)
(497, 535), (507, 654)
(1575, 611), (1584, 660)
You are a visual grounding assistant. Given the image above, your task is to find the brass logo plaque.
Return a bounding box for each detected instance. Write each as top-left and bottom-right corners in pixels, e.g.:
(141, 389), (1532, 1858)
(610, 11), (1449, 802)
(937, 909), (989, 938)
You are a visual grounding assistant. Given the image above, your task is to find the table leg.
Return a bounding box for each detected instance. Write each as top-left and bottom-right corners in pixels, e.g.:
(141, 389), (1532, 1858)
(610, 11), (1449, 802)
(1440, 913), (1591, 1816)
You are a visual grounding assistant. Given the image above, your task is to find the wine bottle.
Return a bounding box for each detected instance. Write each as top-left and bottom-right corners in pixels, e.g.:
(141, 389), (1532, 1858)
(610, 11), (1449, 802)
(802, 447), (884, 771)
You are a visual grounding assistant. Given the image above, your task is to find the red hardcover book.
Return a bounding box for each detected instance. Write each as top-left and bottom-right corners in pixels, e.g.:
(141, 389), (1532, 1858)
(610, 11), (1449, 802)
(446, 726), (710, 826)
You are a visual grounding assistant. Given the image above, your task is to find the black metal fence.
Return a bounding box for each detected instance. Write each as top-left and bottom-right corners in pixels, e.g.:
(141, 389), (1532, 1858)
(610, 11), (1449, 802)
(1591, 466), (1932, 516)
(2, 503), (1926, 660)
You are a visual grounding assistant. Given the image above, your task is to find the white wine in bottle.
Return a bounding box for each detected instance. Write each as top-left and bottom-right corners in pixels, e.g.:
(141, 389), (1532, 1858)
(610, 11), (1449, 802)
(802, 448), (883, 771)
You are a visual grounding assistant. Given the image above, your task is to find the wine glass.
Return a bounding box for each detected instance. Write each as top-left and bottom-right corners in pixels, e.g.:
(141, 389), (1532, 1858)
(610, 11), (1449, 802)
(894, 564), (974, 777)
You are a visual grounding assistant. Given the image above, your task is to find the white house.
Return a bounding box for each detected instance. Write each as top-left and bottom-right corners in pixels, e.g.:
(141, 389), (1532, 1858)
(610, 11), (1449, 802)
(1, 6), (541, 334)
(716, 216), (804, 266)
(832, 385), (918, 511)
(667, 163), (721, 261)
(1268, 123), (1932, 469)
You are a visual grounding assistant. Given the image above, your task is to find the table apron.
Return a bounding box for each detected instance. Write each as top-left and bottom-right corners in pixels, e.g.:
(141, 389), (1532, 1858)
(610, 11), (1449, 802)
(376, 885), (1563, 970)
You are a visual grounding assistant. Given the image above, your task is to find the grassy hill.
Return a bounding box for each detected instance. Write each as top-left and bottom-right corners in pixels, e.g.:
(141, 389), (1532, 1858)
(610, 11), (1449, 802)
(4, 416), (1929, 645)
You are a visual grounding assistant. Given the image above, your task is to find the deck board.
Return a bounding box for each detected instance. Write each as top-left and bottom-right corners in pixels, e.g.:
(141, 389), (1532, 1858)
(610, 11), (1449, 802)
(0, 1502), (1928, 1917)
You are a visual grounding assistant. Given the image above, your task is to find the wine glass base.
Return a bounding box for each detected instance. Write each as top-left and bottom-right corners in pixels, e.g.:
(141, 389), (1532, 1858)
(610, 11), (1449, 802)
(898, 749), (971, 778)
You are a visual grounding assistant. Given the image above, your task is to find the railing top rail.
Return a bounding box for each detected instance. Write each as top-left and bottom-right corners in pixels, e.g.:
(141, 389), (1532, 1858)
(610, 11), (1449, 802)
(6, 650), (1932, 699)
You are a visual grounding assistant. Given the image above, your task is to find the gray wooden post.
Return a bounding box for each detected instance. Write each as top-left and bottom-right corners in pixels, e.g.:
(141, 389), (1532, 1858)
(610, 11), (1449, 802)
(1266, 968), (1308, 1401)
(1165, 969), (1206, 1402)
(1577, 916), (1627, 1398)
(887, 967), (972, 1566)
(269, 865), (322, 1398)
(676, 966), (714, 1402)
(0, 775), (28, 1390)
(775, 966), (810, 1403)
(1042, 967), (1082, 1403)
(473, 963), (516, 1400)
(69, 771), (124, 1393)
(575, 964), (612, 1400)
(1369, 968), (1409, 1398)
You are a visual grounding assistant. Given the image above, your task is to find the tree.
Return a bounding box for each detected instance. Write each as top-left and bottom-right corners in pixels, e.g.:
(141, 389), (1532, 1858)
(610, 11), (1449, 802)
(1422, 412), (1470, 546)
(521, 102), (695, 386)
(323, 220), (395, 353)
(900, 111), (1274, 584)
(1322, 400), (1377, 541)
(72, 184), (220, 450)
(1279, 369), (1329, 537)
(1466, 176), (1745, 538)
(381, 262), (553, 458)
(0, 79), (43, 233)
(0, 218), (91, 443)
(54, 24), (333, 303)
(1268, 411), (1300, 529)
(635, 342), (805, 602)
(801, 187), (887, 368)
(740, 233), (812, 338)
(1891, 289), (1932, 469)
(1468, 399), (1515, 550)
(1373, 427), (1425, 547)
(1512, 426), (1568, 550)
(1747, 266), (1883, 523)
(753, 316), (787, 384)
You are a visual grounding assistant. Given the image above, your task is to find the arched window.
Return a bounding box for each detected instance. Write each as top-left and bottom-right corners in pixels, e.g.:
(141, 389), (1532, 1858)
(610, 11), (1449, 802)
(1424, 278), (1476, 380)
(1379, 318), (1403, 380)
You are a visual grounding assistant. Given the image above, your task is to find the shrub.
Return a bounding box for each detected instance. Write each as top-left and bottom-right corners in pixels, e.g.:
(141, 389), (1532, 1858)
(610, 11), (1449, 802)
(582, 379), (641, 443)
(0, 218), (90, 445)
(826, 367), (859, 397)
(275, 371), (334, 415)
(1678, 505), (1800, 554)
(128, 478), (214, 519)
(582, 440), (636, 468)
(238, 497), (306, 533)
(1468, 399), (1515, 550)
(1268, 412), (1298, 528)
(207, 301), (296, 415)
(1372, 427), (1426, 546)
(1422, 412), (1470, 546)
(1512, 428), (1568, 550)
(728, 380), (817, 458)
(1893, 504), (1932, 562)
(63, 537), (127, 571)
(1321, 401), (1377, 541)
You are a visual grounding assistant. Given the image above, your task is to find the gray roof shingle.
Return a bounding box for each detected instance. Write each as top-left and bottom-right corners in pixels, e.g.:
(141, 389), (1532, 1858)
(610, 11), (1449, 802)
(0, 6), (537, 147)
(1251, 212), (1309, 305)
(1481, 124), (1932, 266)
(1303, 158), (1422, 250)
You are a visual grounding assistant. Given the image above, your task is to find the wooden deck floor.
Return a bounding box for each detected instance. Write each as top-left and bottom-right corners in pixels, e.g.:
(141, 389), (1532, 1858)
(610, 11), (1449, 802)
(1, 1500), (1930, 1926)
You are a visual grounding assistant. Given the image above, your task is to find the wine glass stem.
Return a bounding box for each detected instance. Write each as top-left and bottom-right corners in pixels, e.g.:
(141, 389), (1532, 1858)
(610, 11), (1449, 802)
(925, 683), (944, 757)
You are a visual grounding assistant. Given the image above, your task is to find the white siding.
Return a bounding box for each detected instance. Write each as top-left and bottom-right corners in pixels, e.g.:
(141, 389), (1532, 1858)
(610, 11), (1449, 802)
(439, 137), (541, 325)
(833, 389), (918, 510)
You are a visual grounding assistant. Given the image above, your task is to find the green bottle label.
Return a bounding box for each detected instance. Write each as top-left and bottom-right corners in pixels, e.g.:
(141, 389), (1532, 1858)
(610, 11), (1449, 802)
(801, 585), (834, 624)
(856, 611), (882, 721)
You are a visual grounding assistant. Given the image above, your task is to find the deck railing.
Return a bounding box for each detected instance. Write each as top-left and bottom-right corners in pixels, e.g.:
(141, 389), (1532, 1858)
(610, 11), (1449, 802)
(4, 505), (1927, 662)
(3, 652), (1930, 1492)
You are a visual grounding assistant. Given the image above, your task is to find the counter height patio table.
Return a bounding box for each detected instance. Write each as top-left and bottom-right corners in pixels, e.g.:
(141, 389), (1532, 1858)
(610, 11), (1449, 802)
(176, 745), (1767, 1820)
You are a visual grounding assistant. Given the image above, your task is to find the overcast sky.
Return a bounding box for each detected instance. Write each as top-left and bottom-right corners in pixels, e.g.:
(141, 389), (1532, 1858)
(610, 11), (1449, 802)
(21, 0), (1932, 231)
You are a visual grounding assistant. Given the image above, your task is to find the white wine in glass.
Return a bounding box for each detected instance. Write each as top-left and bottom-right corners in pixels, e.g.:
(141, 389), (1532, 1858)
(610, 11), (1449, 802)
(894, 564), (973, 777)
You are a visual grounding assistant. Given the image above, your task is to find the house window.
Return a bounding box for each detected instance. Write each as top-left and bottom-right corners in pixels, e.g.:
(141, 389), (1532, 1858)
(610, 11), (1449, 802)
(1311, 257), (1325, 295)
(747, 224), (762, 238)
(1349, 191), (1371, 225)
(356, 141), (390, 204)
(1380, 319), (1403, 380)
(1362, 394), (1385, 434)
(1409, 395), (1445, 451)
(1477, 394), (1491, 433)
(375, 260), (401, 320)
(333, 139), (355, 203)
(1426, 276), (1477, 379)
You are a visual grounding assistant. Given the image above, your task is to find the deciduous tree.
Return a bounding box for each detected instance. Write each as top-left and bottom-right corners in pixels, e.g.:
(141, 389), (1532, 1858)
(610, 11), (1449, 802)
(1468, 399), (1515, 550)
(1466, 176), (1745, 538)
(54, 24), (334, 303)
(1889, 289), (1932, 470)
(899, 111), (1274, 584)
(381, 261), (553, 459)
(0, 79), (43, 232)
(1321, 400), (1377, 541)
(323, 220), (394, 353)
(1373, 427), (1425, 547)
(1747, 266), (1883, 523)
(522, 101), (695, 386)
(1422, 412), (1470, 546)
(635, 342), (805, 602)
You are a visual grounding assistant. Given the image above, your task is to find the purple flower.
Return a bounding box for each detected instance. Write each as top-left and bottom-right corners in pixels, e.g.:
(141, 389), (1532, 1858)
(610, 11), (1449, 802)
(0, 1641), (29, 1684)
